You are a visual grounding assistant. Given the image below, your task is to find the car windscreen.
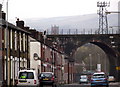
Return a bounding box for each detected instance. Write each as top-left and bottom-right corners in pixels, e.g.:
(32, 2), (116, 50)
(80, 76), (87, 79)
(93, 74), (105, 78)
(40, 73), (53, 78)
(109, 76), (114, 78)
(19, 72), (34, 79)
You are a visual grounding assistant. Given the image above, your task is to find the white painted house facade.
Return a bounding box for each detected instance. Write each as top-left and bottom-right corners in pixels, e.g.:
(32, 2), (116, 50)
(30, 37), (41, 75)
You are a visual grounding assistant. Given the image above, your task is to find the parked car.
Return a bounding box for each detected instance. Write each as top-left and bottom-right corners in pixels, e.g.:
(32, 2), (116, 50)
(108, 76), (115, 82)
(91, 72), (109, 87)
(79, 75), (89, 84)
(38, 72), (57, 87)
(16, 69), (39, 87)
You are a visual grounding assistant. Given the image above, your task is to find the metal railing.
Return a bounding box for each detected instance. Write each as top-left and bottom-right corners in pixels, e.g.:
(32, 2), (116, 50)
(46, 28), (120, 35)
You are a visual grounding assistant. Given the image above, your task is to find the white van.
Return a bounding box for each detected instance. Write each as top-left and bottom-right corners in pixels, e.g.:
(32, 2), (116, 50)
(16, 69), (39, 87)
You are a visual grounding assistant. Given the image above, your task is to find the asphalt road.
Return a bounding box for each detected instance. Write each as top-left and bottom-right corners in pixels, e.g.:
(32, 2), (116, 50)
(56, 82), (120, 87)
(34, 82), (120, 87)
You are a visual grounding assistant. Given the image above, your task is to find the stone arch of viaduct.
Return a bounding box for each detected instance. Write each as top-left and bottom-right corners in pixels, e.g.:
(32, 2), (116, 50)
(47, 34), (120, 81)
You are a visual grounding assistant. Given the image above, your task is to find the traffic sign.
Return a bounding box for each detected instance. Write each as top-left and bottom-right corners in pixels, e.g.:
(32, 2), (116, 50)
(116, 66), (120, 70)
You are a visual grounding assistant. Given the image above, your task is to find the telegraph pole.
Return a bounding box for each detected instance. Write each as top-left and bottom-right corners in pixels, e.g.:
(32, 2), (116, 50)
(6, 0), (9, 86)
(97, 1), (110, 34)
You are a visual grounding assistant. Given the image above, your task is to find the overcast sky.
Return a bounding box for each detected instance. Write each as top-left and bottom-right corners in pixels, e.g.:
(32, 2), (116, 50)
(0, 0), (119, 22)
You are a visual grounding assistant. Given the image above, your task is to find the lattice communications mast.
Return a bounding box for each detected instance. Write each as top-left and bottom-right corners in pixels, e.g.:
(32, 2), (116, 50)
(97, 1), (110, 34)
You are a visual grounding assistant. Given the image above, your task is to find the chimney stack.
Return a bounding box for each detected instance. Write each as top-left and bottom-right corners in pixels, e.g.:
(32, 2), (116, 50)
(2, 11), (6, 20)
(0, 4), (6, 20)
(16, 18), (24, 29)
(0, 4), (2, 18)
(24, 27), (30, 31)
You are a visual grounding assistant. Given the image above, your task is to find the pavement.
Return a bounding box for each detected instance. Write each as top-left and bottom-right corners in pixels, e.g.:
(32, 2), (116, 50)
(0, 81), (2, 87)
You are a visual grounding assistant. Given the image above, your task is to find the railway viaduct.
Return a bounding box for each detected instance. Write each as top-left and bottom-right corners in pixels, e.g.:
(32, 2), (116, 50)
(47, 34), (120, 81)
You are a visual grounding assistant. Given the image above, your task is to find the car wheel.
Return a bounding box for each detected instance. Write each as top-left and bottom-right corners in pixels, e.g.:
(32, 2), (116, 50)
(106, 85), (109, 87)
(52, 83), (54, 87)
(52, 83), (57, 87)
(54, 84), (57, 87)
(40, 84), (43, 87)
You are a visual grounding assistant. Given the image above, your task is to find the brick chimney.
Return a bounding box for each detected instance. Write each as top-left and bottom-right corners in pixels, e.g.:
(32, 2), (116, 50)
(0, 4), (2, 18)
(16, 18), (24, 29)
(2, 11), (6, 20)
(24, 26), (30, 31)
(0, 4), (6, 20)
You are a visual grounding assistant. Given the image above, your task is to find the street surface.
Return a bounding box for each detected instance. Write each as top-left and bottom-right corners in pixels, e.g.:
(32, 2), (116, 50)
(56, 82), (120, 87)
(5, 82), (118, 87)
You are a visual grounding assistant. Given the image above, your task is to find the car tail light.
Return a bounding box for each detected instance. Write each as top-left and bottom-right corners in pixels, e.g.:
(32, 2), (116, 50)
(51, 76), (54, 81)
(104, 78), (107, 81)
(91, 79), (94, 81)
(34, 80), (36, 84)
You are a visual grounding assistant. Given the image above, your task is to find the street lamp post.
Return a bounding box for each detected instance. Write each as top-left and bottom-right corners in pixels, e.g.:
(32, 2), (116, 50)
(52, 42), (57, 75)
(89, 54), (92, 71)
(43, 30), (46, 72)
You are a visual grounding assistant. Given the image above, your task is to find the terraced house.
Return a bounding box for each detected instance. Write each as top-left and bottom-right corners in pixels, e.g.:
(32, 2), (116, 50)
(29, 29), (65, 84)
(0, 4), (30, 86)
(0, 4), (70, 86)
